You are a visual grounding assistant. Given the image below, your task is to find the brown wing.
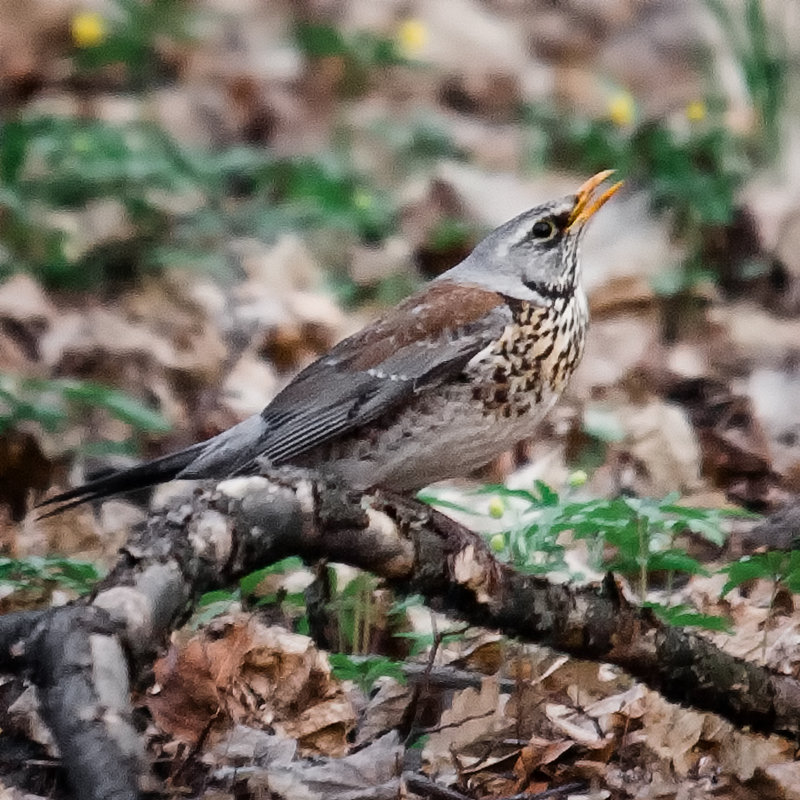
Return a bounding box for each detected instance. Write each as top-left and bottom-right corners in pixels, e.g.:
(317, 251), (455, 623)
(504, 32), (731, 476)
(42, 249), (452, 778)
(246, 281), (510, 466)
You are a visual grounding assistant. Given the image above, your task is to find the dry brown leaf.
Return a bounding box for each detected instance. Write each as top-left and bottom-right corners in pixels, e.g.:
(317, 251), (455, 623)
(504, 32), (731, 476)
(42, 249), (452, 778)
(203, 723), (297, 769)
(641, 693), (705, 777)
(6, 685), (58, 755)
(277, 696), (356, 758)
(718, 729), (793, 783)
(584, 684), (648, 737)
(451, 633), (504, 675)
(424, 676), (505, 771)
(667, 376), (781, 506)
(240, 235), (325, 293)
(0, 274), (56, 329)
(616, 399), (703, 495)
(0, 331), (32, 372)
(764, 762), (800, 800)
(641, 690), (793, 781)
(0, 431), (51, 521)
(220, 351), (279, 418)
(748, 367), (800, 479)
(147, 638), (228, 744)
(355, 677), (413, 748)
(349, 238), (412, 286)
(540, 658), (628, 700)
(545, 703), (607, 748)
(244, 730), (403, 800)
(570, 313), (661, 395)
(40, 309), (177, 372)
(26, 501), (109, 566)
(588, 275), (656, 317)
(147, 616), (354, 756)
(513, 736), (574, 786)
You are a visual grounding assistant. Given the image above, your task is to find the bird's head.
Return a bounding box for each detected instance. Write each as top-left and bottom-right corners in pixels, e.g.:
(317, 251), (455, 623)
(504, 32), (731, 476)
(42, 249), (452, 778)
(445, 170), (622, 302)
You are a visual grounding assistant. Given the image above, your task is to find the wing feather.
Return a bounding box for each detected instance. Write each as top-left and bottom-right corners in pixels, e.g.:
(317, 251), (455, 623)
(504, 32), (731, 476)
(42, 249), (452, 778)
(234, 282), (512, 468)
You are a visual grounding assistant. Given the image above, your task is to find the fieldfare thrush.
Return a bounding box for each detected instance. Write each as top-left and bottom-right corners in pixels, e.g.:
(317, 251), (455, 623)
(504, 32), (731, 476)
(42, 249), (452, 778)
(39, 170), (622, 514)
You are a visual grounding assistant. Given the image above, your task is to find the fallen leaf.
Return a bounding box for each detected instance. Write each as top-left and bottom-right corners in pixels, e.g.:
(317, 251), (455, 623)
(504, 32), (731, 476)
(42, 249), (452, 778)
(424, 676), (505, 771)
(147, 616), (355, 756)
(241, 730), (403, 800)
(513, 736), (573, 786)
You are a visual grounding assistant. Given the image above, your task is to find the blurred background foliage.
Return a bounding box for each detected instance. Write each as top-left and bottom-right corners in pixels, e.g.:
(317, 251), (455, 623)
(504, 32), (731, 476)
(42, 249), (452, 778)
(0, 0), (789, 296)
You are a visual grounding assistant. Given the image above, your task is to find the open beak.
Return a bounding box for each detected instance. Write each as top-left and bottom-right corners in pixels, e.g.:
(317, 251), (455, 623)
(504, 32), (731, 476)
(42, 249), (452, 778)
(566, 170), (623, 231)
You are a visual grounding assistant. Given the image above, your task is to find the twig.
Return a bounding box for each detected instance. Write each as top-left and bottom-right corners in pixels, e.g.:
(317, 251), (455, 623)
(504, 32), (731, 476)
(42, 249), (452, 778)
(501, 782), (587, 800)
(403, 771), (473, 800)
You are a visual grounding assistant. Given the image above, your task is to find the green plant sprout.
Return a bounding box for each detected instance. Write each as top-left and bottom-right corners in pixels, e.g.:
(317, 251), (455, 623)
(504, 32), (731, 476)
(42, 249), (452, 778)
(422, 480), (739, 631)
(721, 550), (800, 659)
(523, 103), (749, 293)
(293, 22), (411, 98)
(323, 569), (383, 656)
(703, 0), (787, 157)
(0, 374), (170, 437)
(71, 0), (191, 90)
(0, 116), (400, 291)
(522, 0), (785, 296)
(0, 555), (103, 598)
(193, 557), (308, 629)
(368, 114), (468, 170)
(328, 653), (406, 694)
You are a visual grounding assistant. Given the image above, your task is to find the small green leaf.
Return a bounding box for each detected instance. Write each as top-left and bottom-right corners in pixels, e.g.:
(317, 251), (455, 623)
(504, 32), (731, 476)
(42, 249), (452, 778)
(58, 381), (170, 432)
(644, 602), (731, 632)
(192, 599), (237, 628)
(720, 555), (777, 596)
(534, 480), (560, 506)
(646, 550), (709, 576)
(240, 567), (270, 597)
(329, 654), (406, 692)
(239, 556), (303, 597)
(416, 493), (480, 515)
(198, 589), (236, 606)
(0, 555), (102, 595)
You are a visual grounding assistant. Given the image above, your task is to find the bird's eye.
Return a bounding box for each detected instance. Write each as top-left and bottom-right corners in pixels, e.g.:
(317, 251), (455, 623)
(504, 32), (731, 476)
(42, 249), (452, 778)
(531, 219), (556, 240)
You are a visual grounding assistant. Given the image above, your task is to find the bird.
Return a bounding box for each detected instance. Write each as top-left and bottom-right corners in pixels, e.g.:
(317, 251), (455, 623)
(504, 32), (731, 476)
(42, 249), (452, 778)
(38, 171), (621, 516)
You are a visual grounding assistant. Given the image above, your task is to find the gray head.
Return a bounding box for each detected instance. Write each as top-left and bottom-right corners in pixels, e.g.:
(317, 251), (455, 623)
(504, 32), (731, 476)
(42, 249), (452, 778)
(442, 171), (622, 303)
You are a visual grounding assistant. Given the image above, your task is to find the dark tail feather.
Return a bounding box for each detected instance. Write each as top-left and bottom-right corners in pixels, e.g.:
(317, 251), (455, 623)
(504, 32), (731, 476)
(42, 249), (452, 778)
(36, 442), (207, 518)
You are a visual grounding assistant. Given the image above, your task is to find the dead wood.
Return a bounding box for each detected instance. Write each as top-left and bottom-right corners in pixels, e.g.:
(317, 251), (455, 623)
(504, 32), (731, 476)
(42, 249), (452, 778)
(3, 470), (800, 799)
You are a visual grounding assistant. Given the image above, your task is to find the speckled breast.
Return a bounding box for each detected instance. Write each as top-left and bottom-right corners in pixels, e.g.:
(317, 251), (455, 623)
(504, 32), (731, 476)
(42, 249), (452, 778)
(469, 291), (588, 418)
(294, 291), (589, 492)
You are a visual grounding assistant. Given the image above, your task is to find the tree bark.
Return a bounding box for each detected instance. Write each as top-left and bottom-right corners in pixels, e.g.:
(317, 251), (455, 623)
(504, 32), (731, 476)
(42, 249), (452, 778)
(3, 471), (800, 799)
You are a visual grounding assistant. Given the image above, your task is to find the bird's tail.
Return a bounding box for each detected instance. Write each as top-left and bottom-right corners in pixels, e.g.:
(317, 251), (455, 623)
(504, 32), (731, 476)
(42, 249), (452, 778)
(36, 441), (208, 518)
(36, 414), (270, 517)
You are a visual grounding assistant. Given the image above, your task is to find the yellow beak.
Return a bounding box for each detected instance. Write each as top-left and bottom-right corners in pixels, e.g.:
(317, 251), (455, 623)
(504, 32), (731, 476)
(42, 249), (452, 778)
(567, 170), (623, 231)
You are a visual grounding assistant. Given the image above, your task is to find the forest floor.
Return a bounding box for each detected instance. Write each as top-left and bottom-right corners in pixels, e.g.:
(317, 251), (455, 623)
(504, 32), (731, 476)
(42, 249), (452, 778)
(3, 1), (800, 798)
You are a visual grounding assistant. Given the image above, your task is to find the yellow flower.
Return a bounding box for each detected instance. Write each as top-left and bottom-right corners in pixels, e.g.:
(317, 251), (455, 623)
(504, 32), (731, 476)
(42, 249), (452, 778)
(686, 100), (706, 122)
(608, 91), (635, 127)
(71, 11), (106, 48)
(396, 18), (428, 58)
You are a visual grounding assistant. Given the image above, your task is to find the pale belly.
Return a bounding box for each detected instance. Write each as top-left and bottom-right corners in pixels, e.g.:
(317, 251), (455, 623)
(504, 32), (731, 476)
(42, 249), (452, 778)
(294, 382), (560, 491)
